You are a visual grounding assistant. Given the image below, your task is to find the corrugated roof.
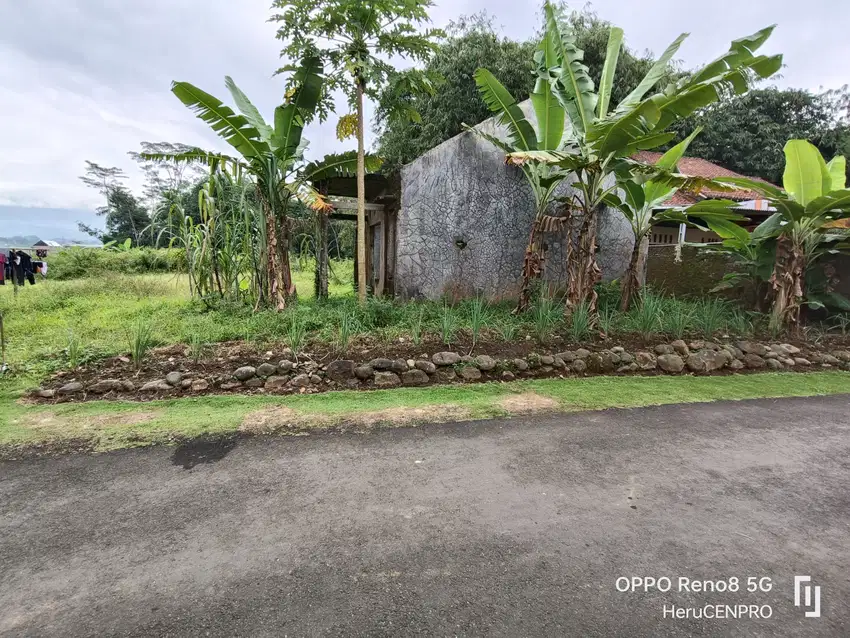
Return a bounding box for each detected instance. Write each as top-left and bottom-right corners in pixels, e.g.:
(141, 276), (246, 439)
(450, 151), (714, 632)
(632, 151), (775, 205)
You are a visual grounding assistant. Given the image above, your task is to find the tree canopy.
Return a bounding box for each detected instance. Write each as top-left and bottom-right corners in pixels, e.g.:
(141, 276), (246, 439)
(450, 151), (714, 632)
(669, 86), (850, 184)
(375, 7), (671, 171)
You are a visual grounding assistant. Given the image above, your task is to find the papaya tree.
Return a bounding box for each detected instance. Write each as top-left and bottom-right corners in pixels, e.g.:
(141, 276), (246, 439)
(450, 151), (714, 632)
(473, 1), (781, 314)
(143, 56), (358, 310)
(712, 140), (850, 331)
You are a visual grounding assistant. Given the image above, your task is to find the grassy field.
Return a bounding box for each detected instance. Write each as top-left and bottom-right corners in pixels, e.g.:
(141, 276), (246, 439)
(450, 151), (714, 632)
(2, 372), (849, 453)
(2, 267), (849, 454)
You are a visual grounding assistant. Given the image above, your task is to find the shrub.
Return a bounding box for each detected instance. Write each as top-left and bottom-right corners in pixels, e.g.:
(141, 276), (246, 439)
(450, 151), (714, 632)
(48, 247), (186, 280)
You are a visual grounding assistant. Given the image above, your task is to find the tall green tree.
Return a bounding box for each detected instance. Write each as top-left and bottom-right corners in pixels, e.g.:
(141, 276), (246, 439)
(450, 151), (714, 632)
(488, 1), (781, 314)
(271, 0), (443, 302)
(669, 87), (850, 185)
(376, 8), (669, 172)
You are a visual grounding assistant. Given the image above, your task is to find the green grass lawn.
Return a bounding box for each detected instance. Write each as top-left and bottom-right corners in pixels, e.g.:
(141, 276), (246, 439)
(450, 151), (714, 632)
(1, 372), (848, 454)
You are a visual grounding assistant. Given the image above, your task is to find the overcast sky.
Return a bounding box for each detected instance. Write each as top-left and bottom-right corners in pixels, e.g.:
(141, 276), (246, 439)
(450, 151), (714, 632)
(1, 0), (846, 211)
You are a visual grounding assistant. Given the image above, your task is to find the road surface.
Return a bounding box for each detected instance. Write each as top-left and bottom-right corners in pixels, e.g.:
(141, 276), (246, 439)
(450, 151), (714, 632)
(2, 395), (850, 636)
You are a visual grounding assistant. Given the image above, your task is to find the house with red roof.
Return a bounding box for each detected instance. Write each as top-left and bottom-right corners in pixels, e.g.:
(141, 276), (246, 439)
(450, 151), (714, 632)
(632, 151), (774, 246)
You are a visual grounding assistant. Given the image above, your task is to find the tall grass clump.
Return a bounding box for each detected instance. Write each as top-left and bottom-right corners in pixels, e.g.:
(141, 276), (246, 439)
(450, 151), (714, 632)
(531, 295), (558, 343)
(410, 308), (425, 346)
(336, 311), (357, 352)
(128, 319), (154, 369)
(285, 316), (307, 356)
(468, 297), (488, 348)
(66, 330), (82, 369)
(440, 304), (457, 346)
(188, 332), (206, 364)
(627, 291), (664, 339)
(694, 298), (730, 338)
(663, 300), (694, 340)
(568, 301), (592, 343)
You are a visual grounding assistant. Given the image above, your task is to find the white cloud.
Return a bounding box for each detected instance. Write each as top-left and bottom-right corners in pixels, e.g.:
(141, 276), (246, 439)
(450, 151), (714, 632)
(1, 0), (847, 209)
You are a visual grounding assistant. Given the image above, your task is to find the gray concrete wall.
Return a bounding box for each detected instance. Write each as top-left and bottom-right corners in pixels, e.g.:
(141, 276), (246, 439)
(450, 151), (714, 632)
(396, 101), (634, 301)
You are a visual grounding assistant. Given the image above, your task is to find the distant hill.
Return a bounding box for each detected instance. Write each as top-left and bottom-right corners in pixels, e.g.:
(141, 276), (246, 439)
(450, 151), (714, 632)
(0, 206), (103, 244)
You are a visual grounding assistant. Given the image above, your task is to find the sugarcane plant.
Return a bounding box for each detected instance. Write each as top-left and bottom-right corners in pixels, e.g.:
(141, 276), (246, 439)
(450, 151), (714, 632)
(143, 55), (365, 310)
(469, 0), (781, 315)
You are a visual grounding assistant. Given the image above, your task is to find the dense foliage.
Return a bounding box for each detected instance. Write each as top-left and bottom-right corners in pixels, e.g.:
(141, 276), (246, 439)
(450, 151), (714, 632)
(375, 8), (668, 171)
(669, 87), (850, 184)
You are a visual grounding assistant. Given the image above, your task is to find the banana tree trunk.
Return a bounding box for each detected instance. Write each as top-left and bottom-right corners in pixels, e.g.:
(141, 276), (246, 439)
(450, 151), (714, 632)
(620, 233), (649, 312)
(355, 79), (367, 303)
(261, 195), (294, 311)
(516, 216), (547, 313)
(566, 206), (601, 317)
(769, 234), (805, 333)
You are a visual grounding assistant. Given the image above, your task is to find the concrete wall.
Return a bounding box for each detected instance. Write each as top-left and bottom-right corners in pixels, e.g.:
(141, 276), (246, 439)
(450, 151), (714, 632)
(396, 102), (634, 301)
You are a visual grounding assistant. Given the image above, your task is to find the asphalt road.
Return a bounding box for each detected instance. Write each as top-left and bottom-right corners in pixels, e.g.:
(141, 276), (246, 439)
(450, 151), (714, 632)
(2, 395), (850, 637)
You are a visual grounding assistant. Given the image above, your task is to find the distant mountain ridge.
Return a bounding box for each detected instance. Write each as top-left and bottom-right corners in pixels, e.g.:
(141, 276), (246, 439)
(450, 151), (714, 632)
(0, 206), (103, 244)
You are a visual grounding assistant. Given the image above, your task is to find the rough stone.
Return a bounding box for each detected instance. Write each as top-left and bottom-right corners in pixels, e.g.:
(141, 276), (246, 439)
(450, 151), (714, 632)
(121, 380), (135, 392)
(574, 348), (591, 359)
(552, 356), (566, 369)
(180, 379), (193, 389)
(57, 381), (84, 395)
(723, 345), (745, 360)
(671, 340), (690, 356)
(794, 357), (812, 366)
(432, 352), (461, 366)
(618, 352), (635, 364)
(88, 379), (123, 394)
(816, 354), (840, 365)
(501, 371), (516, 381)
(587, 351), (619, 373)
(325, 360), (355, 381)
(571, 359), (587, 373)
(309, 374), (323, 385)
(460, 355), (475, 364)
(729, 359), (745, 370)
(512, 358), (529, 371)
(686, 350), (729, 373)
(771, 343), (800, 356)
(367, 358), (393, 371)
(290, 374), (312, 388)
(389, 359), (409, 374)
(737, 341), (768, 356)
(191, 379), (210, 392)
(374, 371), (402, 388)
(611, 346), (624, 354)
(401, 369), (430, 386)
(688, 340), (705, 350)
(459, 366), (482, 381)
(161, 371), (181, 386)
(766, 358), (784, 370)
(635, 352), (657, 370)
(617, 363), (639, 373)
(244, 377), (264, 388)
(140, 380), (172, 392)
(220, 381), (242, 391)
(763, 351), (779, 359)
(475, 355), (497, 371)
(540, 355), (555, 366)
(256, 363), (277, 378)
(657, 354), (685, 373)
(833, 350), (850, 362)
(655, 344), (675, 355)
(433, 368), (457, 383)
(414, 360), (437, 374)
(354, 365), (375, 380)
(556, 351), (577, 363)
(277, 360), (295, 374)
(406, 359), (416, 369)
(743, 353), (767, 369)
(37, 389), (56, 399)
(233, 366), (257, 382)
(263, 376), (289, 390)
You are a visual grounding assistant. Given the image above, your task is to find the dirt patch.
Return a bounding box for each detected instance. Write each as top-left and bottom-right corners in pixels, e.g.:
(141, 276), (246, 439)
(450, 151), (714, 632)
(240, 406), (305, 434)
(354, 405), (471, 428)
(20, 410), (162, 431)
(498, 392), (560, 414)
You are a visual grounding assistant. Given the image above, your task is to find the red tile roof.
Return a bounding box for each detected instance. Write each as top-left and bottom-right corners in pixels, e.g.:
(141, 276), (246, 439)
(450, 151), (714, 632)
(632, 151), (775, 205)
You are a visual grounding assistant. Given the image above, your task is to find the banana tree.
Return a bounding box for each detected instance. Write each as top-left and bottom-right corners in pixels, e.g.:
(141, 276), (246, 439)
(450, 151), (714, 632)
(712, 140), (850, 331)
(601, 127), (745, 310)
(475, 1), (781, 315)
(143, 56), (355, 310)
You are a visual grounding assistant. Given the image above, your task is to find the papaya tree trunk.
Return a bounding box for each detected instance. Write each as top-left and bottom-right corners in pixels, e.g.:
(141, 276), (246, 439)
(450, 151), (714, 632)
(355, 78), (368, 303)
(769, 234), (805, 334)
(620, 233), (649, 312)
(566, 205), (601, 317)
(315, 211), (329, 299)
